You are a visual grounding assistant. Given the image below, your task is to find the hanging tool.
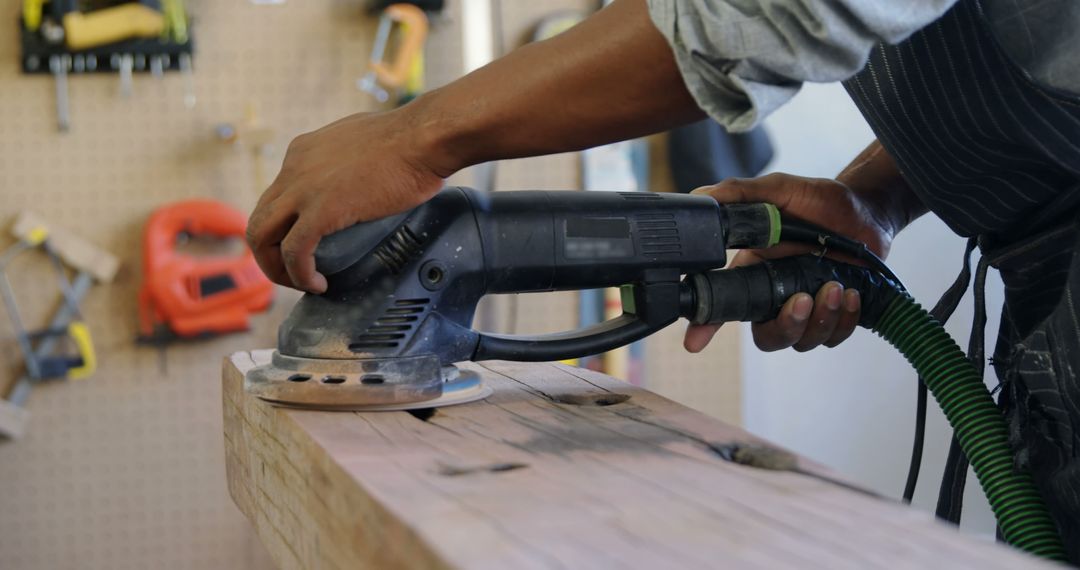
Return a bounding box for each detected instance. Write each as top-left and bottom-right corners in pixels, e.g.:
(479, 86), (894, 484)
(19, 0), (195, 130)
(0, 212), (119, 439)
(137, 200), (273, 342)
(357, 3), (429, 104)
(247, 186), (1067, 561)
(62, 2), (165, 51)
(49, 52), (71, 132)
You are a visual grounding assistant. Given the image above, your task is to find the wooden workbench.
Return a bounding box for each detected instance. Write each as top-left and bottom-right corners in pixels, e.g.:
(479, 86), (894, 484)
(223, 350), (1048, 569)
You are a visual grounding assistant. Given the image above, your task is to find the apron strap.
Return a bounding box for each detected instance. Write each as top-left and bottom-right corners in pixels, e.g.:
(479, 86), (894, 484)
(905, 239), (977, 503)
(935, 252), (990, 523)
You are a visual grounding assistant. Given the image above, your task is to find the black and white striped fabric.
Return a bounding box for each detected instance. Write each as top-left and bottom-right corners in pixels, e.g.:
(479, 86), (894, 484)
(842, 0), (1080, 561)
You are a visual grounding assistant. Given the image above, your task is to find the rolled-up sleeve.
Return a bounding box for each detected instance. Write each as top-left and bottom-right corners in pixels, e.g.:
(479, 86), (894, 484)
(647, 0), (955, 131)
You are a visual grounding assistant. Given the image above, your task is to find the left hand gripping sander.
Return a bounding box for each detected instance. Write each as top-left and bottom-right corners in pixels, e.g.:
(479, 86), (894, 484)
(245, 186), (800, 410)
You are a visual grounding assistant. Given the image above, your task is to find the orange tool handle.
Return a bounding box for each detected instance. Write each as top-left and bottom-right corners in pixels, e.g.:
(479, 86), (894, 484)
(370, 3), (429, 90)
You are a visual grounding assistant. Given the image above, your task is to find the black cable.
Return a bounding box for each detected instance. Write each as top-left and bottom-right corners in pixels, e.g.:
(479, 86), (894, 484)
(777, 216), (930, 502)
(903, 382), (927, 503)
(778, 221), (905, 289)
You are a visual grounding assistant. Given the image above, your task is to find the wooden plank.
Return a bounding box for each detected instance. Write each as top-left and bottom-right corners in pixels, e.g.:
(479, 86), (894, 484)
(10, 211), (120, 283)
(223, 350), (1050, 570)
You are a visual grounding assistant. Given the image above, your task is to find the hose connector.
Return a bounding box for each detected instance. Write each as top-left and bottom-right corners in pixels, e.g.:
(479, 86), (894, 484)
(722, 203), (781, 249)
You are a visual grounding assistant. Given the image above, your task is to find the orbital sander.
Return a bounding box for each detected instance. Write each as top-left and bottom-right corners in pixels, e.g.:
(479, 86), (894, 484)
(246, 186), (794, 410)
(246, 186), (1067, 559)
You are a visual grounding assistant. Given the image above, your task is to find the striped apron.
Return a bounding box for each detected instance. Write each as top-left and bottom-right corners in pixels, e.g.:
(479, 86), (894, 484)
(842, 0), (1080, 560)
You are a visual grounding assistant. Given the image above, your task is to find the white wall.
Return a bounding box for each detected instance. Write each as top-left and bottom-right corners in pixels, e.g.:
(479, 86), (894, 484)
(745, 82), (1003, 536)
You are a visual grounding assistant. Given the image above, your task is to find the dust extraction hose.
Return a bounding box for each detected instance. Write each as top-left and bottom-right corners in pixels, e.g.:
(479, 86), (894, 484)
(687, 255), (1066, 561)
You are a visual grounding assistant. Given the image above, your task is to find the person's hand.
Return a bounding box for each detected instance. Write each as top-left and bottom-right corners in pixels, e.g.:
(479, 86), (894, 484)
(685, 173), (898, 353)
(246, 111), (452, 293)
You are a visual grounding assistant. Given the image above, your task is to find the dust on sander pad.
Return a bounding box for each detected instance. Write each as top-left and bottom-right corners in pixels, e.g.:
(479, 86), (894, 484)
(245, 351), (491, 411)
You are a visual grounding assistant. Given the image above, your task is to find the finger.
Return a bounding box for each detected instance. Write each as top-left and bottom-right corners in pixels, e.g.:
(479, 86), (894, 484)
(684, 324), (722, 353)
(752, 293), (813, 352)
(280, 215), (328, 294)
(792, 282), (844, 352)
(247, 192), (295, 250)
(253, 246), (291, 288)
(824, 289), (861, 347)
(256, 177), (288, 210)
(247, 199), (299, 287)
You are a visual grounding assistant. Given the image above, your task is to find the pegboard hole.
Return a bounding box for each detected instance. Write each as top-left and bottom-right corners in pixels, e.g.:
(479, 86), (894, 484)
(288, 374), (311, 382)
(322, 375), (346, 384)
(360, 375), (385, 385)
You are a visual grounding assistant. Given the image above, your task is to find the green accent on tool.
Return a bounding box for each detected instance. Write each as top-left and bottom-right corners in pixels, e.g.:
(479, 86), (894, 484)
(765, 203), (782, 247)
(619, 284), (636, 315)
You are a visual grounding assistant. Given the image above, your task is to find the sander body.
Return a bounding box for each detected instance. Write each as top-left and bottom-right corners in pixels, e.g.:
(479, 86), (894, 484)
(246, 186), (776, 410)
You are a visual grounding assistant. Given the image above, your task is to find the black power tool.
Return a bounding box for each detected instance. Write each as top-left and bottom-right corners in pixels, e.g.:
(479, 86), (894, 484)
(246, 185), (893, 410)
(246, 186), (1068, 560)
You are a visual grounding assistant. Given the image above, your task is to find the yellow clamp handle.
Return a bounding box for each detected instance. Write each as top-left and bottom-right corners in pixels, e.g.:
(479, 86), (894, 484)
(23, 224), (49, 247)
(22, 0), (44, 32)
(66, 321), (97, 380)
(370, 4), (429, 91)
(64, 3), (165, 51)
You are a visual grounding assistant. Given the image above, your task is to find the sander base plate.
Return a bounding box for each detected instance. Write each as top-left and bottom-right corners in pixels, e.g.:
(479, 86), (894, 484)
(244, 351), (492, 411)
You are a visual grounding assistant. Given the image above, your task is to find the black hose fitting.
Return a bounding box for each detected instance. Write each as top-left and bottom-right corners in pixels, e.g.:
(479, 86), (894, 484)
(684, 255), (902, 327)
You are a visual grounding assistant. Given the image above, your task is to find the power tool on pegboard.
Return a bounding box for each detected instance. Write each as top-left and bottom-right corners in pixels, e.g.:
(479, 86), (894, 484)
(19, 0), (195, 132)
(137, 200), (273, 350)
(357, 0), (443, 106)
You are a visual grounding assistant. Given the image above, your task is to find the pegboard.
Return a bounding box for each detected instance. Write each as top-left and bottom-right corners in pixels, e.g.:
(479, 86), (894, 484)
(0, 2), (740, 569)
(0, 0), (388, 568)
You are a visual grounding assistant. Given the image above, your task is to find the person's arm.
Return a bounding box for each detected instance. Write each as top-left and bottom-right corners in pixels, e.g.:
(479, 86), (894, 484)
(247, 0), (701, 293)
(836, 140), (929, 238)
(685, 140), (928, 353)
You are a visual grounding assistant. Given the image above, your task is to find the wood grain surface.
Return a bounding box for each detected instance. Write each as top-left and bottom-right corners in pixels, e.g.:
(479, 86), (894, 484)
(223, 350), (1048, 570)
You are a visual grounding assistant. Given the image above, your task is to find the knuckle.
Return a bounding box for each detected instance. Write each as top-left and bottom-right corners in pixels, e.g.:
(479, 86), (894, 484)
(245, 222), (261, 247)
(761, 172), (788, 184)
(279, 241), (301, 264)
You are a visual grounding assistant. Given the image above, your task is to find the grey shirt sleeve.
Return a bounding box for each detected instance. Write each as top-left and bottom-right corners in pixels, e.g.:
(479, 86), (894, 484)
(647, 0), (956, 132)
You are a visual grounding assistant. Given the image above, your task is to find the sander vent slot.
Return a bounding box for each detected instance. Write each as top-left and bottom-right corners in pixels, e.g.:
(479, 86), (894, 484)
(349, 298), (431, 351)
(373, 226), (423, 273)
(376, 316), (418, 324)
(356, 334), (407, 342)
(368, 325), (412, 332)
(349, 341), (400, 349)
(387, 306), (425, 315)
(637, 214), (682, 257)
(620, 192), (662, 200)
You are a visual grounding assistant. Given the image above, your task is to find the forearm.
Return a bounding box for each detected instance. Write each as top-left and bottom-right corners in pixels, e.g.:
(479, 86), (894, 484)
(837, 140), (928, 238)
(405, 0), (703, 176)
